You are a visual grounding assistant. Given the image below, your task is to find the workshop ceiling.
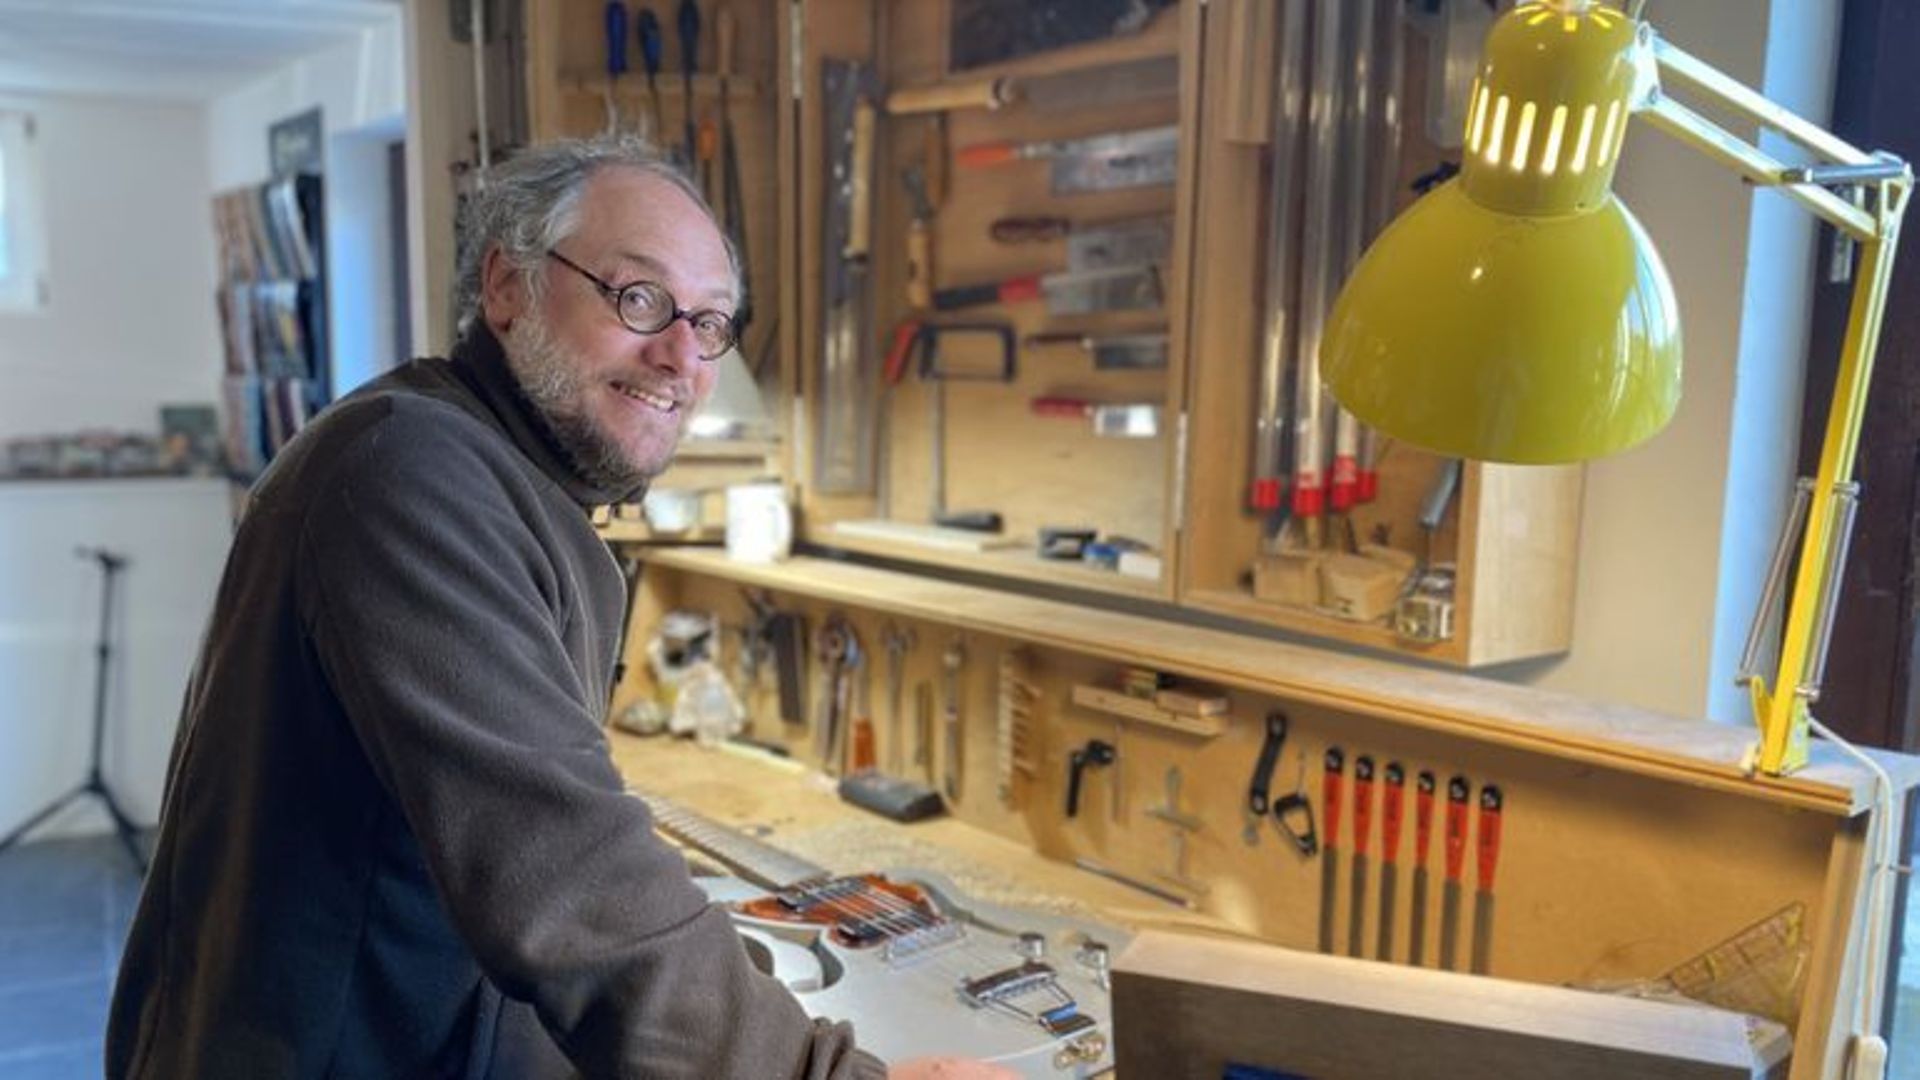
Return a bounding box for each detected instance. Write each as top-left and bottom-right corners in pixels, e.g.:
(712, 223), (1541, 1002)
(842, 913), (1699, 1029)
(0, 0), (401, 102)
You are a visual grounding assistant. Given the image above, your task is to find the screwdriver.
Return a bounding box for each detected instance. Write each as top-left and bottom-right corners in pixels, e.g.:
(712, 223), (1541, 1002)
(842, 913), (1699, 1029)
(677, 0), (701, 166)
(603, 1), (629, 134)
(636, 7), (665, 144)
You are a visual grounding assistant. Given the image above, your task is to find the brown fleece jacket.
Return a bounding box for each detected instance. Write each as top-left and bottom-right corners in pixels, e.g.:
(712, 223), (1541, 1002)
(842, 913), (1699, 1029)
(107, 325), (886, 1080)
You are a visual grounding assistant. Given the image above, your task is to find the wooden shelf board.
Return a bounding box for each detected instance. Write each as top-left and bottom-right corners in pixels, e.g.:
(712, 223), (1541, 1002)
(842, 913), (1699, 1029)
(638, 548), (1920, 815)
(1180, 585), (1461, 663)
(808, 527), (1169, 602)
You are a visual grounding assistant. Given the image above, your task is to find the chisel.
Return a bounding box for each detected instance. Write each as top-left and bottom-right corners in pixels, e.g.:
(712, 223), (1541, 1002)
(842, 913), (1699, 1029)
(1409, 770), (1436, 966)
(956, 125), (1179, 194)
(1348, 755), (1374, 958)
(1377, 762), (1405, 962)
(1471, 784), (1504, 975)
(1439, 775), (1470, 971)
(1024, 331), (1168, 371)
(1318, 748), (1344, 954)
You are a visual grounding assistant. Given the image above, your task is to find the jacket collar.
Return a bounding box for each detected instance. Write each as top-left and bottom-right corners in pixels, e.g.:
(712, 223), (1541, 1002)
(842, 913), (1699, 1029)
(450, 322), (648, 508)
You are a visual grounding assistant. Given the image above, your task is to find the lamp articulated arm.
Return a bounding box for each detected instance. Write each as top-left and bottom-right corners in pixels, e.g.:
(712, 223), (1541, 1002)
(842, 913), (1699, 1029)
(1639, 35), (1912, 776)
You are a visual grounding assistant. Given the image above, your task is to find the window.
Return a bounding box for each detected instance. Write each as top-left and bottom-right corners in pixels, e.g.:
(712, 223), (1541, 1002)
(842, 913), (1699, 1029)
(0, 109), (48, 312)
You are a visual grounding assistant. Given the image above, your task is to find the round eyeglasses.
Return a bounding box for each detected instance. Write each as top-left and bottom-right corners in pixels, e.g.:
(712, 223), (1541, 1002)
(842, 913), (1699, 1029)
(545, 249), (739, 360)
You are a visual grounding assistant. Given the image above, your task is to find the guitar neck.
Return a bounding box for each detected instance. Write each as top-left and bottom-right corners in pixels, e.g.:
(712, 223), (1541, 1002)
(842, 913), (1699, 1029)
(635, 790), (830, 891)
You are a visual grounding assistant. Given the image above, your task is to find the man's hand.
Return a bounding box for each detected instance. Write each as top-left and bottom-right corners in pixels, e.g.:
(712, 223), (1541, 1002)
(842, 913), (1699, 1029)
(887, 1057), (1020, 1080)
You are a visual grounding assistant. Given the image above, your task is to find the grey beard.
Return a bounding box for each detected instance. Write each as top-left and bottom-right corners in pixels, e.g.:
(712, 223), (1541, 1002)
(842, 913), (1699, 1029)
(504, 313), (657, 493)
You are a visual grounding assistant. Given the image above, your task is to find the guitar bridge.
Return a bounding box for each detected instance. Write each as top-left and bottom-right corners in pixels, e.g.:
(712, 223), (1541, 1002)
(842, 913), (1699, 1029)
(959, 961), (1096, 1037)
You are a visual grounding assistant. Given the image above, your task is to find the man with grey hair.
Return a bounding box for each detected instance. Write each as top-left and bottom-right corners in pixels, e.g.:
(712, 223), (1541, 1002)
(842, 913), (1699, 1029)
(107, 136), (1011, 1080)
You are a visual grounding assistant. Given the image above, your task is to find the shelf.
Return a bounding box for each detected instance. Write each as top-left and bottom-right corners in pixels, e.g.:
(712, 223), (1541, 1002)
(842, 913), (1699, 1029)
(812, 525), (1169, 602)
(1068, 684), (1224, 738)
(1180, 586), (1455, 662)
(635, 547), (1919, 816)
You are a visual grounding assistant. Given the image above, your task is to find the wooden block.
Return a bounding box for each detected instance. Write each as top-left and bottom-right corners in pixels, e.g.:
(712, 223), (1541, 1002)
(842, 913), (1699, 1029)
(1252, 549), (1321, 606)
(1154, 687), (1228, 717)
(1320, 551), (1412, 623)
(1113, 930), (1790, 1080)
(1069, 684), (1223, 738)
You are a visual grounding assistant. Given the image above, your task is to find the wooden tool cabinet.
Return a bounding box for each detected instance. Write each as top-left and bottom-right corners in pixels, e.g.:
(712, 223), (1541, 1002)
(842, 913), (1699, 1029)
(618, 547), (1917, 1080)
(525, 0), (1581, 667)
(516, 5), (1914, 1073)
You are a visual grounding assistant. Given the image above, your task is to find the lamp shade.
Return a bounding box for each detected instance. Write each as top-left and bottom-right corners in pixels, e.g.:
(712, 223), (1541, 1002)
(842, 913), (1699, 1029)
(1321, 179), (1680, 462)
(1321, 0), (1683, 463)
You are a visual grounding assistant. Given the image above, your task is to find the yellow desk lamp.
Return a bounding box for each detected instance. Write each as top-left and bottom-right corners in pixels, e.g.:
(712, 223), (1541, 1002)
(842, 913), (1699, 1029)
(1322, 0), (1911, 777)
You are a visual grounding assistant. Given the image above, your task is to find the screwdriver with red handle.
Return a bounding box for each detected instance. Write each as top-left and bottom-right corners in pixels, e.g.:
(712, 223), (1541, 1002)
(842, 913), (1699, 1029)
(1377, 763), (1405, 962)
(1471, 785), (1504, 975)
(1319, 748), (1344, 954)
(1440, 775), (1470, 971)
(1348, 756), (1374, 958)
(1409, 771), (1436, 967)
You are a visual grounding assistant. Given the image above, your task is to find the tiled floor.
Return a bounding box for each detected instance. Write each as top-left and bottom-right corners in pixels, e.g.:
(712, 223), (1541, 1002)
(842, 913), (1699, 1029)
(0, 833), (145, 1079)
(3, 830), (1920, 1077)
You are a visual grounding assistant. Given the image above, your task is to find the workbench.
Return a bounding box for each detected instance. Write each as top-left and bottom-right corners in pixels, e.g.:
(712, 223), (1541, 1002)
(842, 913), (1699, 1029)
(615, 546), (1920, 1079)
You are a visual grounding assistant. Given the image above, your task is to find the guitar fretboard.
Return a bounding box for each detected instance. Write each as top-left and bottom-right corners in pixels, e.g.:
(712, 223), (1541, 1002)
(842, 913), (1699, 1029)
(635, 790), (829, 891)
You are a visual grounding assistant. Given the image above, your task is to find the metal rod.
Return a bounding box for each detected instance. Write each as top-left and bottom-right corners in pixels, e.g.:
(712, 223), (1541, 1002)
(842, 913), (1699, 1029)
(1290, 0), (1346, 548)
(470, 0), (491, 171)
(1737, 478), (1813, 684)
(1250, 0), (1309, 523)
(1639, 94), (1877, 240)
(1073, 856), (1196, 908)
(1784, 160), (1909, 186)
(1803, 482), (1862, 698)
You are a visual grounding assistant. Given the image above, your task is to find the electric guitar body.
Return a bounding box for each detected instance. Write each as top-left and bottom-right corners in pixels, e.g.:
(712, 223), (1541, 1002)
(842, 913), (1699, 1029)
(638, 793), (1122, 1078)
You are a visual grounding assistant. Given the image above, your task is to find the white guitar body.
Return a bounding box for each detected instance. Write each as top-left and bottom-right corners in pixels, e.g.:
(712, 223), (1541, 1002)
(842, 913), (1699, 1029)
(698, 870), (1121, 1077)
(639, 793), (1121, 1078)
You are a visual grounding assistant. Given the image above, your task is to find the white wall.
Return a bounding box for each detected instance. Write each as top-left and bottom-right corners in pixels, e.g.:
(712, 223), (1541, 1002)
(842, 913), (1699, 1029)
(206, 20), (405, 191)
(0, 98), (222, 434)
(0, 96), (231, 837)
(1501, 0), (1840, 726)
(0, 481), (230, 836)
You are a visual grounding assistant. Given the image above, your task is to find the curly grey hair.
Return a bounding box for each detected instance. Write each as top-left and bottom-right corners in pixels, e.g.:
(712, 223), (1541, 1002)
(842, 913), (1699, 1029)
(450, 134), (740, 341)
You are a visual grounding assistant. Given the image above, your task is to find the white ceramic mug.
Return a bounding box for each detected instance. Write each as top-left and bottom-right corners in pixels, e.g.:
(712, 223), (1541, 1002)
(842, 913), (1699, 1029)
(725, 482), (792, 563)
